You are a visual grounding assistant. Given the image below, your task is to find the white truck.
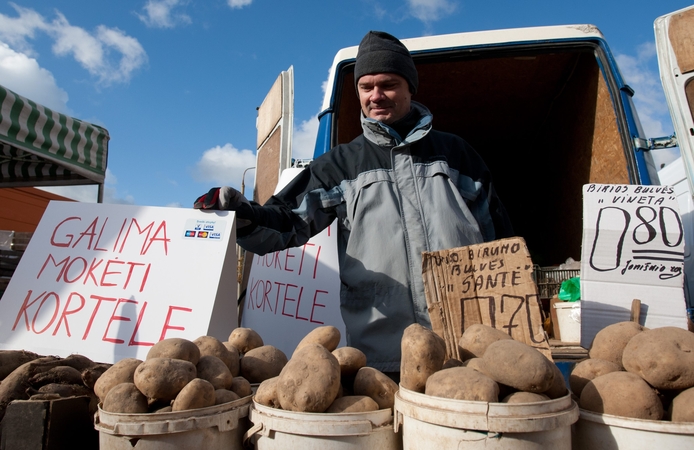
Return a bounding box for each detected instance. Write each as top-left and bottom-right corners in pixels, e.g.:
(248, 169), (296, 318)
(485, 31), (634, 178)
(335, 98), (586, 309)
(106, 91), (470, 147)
(246, 5), (694, 344)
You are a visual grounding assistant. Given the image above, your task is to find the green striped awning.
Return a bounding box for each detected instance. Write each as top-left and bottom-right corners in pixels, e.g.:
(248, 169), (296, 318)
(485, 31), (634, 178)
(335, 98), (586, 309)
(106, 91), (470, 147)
(0, 84), (109, 188)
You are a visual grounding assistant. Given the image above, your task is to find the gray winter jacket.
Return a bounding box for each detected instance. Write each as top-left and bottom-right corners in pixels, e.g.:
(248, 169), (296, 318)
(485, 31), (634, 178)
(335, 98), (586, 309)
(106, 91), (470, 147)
(238, 101), (513, 371)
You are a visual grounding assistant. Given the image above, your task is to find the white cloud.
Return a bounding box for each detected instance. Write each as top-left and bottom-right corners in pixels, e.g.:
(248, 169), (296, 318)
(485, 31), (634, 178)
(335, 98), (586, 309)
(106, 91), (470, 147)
(0, 4), (46, 55)
(0, 42), (70, 113)
(0, 5), (147, 86)
(407, 0), (457, 23)
(192, 143), (257, 191)
(227, 0), (254, 9)
(616, 42), (680, 168)
(137, 0), (192, 29)
(292, 115), (319, 160)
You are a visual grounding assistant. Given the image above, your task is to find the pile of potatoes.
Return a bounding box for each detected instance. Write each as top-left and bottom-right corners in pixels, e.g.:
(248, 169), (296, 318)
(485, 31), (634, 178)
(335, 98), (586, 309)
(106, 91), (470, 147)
(570, 321), (694, 422)
(400, 323), (568, 404)
(254, 325), (399, 414)
(0, 350), (110, 429)
(99, 328), (286, 414)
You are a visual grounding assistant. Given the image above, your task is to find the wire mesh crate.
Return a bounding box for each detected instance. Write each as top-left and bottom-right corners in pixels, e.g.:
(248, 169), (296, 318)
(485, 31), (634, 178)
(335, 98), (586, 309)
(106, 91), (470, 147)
(532, 264), (580, 299)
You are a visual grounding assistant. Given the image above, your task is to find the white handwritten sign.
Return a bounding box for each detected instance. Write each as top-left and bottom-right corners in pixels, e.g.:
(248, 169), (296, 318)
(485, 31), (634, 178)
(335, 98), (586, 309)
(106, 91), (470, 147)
(580, 184), (688, 347)
(0, 202), (238, 363)
(241, 168), (346, 357)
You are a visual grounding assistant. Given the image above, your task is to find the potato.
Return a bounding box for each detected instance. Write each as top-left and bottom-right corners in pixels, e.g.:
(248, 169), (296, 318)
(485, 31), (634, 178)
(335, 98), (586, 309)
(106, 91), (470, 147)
(425, 367), (499, 402)
(622, 326), (694, 390)
(147, 338), (200, 365)
(277, 344), (341, 412)
(463, 357), (490, 376)
(34, 383), (90, 398)
(133, 357), (197, 401)
(589, 321), (646, 369)
(353, 366), (399, 410)
(332, 347), (367, 377)
(670, 387), (694, 422)
(326, 395), (380, 413)
(153, 405), (173, 413)
(172, 378), (215, 411)
(442, 358), (464, 369)
(215, 388), (241, 405)
(196, 355), (233, 390)
(458, 323), (512, 360)
(230, 376), (252, 398)
(502, 392), (550, 403)
(294, 326), (342, 356)
(81, 363), (112, 390)
(569, 358), (621, 397)
(255, 376), (281, 408)
(0, 350), (41, 380)
(227, 328), (264, 354)
(239, 345), (288, 383)
(94, 358), (143, 403)
(579, 371), (663, 420)
(400, 323), (446, 393)
(482, 340), (555, 393)
(29, 366), (83, 387)
(194, 336), (238, 376)
(102, 382), (148, 413)
(544, 362), (568, 399)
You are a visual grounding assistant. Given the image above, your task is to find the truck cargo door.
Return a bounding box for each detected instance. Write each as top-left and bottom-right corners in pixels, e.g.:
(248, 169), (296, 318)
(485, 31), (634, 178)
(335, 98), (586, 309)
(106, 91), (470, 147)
(655, 5), (694, 193)
(655, 5), (694, 310)
(254, 66), (294, 205)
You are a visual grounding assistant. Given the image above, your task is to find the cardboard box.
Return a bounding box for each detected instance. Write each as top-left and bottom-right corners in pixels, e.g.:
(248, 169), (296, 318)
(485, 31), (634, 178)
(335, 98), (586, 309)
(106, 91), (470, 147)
(422, 236), (551, 360)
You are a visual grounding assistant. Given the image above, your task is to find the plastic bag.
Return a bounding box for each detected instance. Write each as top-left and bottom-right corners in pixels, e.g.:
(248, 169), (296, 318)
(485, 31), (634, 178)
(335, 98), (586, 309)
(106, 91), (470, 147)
(558, 276), (580, 301)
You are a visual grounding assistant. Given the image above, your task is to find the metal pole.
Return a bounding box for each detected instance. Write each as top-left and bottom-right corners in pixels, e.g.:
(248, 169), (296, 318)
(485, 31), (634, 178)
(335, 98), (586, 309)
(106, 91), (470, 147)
(238, 167), (255, 287)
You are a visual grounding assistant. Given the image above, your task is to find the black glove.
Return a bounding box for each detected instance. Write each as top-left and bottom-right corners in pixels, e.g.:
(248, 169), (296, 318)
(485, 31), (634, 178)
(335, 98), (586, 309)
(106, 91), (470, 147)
(193, 186), (253, 227)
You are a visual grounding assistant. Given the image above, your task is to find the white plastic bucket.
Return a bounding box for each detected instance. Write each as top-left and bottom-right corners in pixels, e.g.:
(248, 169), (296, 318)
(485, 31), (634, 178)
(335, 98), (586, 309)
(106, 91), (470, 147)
(553, 301), (581, 343)
(573, 409), (694, 449)
(245, 400), (402, 449)
(95, 395), (251, 450)
(394, 386), (578, 449)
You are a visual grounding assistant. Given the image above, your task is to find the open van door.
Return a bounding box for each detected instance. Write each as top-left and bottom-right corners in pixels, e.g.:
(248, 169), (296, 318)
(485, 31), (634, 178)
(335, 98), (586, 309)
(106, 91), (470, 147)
(655, 4), (694, 311)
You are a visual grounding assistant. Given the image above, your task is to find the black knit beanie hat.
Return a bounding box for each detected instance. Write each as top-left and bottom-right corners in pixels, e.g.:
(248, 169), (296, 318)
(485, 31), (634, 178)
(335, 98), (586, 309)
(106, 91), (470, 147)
(354, 31), (418, 94)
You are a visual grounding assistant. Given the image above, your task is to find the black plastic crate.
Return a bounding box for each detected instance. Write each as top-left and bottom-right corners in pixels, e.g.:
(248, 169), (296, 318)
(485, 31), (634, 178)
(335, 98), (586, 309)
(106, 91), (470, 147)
(533, 265), (580, 299)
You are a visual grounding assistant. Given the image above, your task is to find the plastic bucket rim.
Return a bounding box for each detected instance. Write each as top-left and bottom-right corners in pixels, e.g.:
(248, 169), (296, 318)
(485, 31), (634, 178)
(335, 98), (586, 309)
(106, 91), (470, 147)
(394, 387), (579, 433)
(579, 408), (694, 434)
(96, 394), (252, 429)
(397, 385), (574, 414)
(250, 398), (393, 425)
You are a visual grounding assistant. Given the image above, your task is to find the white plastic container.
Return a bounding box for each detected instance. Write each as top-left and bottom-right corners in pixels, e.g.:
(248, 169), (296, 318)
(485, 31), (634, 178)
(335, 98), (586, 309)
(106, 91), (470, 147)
(553, 301), (581, 343)
(394, 386), (578, 449)
(573, 409), (694, 449)
(245, 400), (402, 449)
(95, 395), (251, 450)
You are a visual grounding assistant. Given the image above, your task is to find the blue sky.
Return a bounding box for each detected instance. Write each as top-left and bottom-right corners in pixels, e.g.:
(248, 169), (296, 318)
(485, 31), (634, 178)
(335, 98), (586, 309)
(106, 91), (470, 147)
(0, 0), (690, 206)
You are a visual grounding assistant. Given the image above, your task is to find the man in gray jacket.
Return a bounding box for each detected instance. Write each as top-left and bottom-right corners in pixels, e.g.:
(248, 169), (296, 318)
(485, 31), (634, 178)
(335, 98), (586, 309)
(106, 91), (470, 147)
(194, 31), (514, 374)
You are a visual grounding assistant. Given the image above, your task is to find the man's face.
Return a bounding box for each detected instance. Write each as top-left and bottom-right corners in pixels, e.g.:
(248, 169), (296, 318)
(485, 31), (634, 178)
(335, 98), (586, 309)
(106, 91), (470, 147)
(357, 73), (411, 125)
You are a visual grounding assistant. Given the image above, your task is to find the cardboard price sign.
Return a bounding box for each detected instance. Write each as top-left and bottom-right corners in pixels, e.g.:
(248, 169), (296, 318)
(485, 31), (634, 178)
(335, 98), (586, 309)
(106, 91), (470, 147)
(0, 202), (238, 363)
(580, 184), (687, 348)
(422, 237), (550, 360)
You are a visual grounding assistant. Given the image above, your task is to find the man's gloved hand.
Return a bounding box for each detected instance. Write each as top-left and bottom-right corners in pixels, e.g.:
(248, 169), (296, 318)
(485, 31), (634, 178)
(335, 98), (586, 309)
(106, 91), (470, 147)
(193, 186), (253, 227)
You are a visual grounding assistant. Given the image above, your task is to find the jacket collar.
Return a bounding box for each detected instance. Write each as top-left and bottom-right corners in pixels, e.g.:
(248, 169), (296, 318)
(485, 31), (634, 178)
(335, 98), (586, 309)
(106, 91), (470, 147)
(360, 101), (433, 148)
